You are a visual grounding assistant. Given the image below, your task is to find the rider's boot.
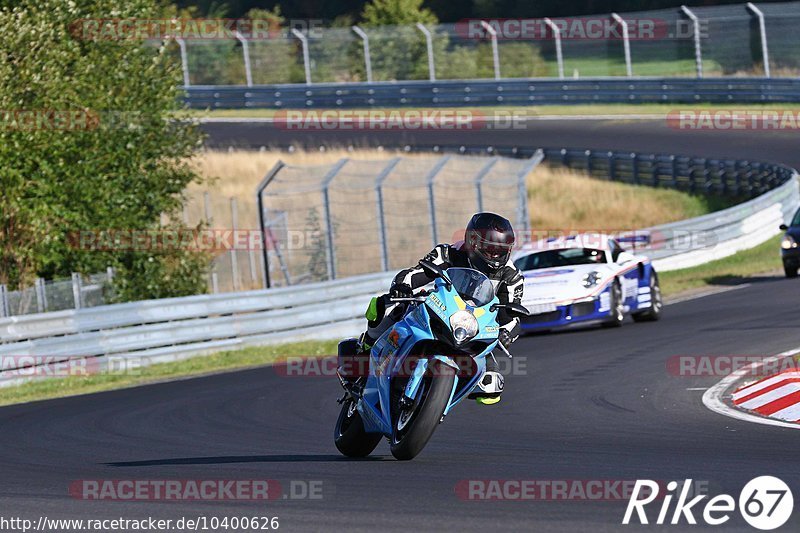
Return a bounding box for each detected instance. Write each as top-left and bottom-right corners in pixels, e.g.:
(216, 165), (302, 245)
(468, 355), (504, 405)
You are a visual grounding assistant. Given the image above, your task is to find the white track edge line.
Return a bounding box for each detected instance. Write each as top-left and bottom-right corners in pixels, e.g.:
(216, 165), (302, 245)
(702, 347), (800, 430)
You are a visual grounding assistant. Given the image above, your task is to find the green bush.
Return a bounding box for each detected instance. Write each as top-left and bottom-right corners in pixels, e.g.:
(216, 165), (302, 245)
(0, 0), (208, 301)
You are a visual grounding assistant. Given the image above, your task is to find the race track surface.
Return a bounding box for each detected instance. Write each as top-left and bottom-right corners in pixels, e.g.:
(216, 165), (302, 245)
(2, 280), (799, 531)
(201, 117), (800, 170)
(1, 120), (799, 532)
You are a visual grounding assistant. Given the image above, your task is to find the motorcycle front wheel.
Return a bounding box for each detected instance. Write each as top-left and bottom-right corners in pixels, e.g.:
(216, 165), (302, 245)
(390, 362), (456, 460)
(334, 398), (382, 457)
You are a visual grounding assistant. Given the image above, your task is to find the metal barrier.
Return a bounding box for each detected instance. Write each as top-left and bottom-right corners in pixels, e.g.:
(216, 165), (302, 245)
(184, 77), (800, 109)
(0, 148), (796, 387)
(175, 2), (800, 86)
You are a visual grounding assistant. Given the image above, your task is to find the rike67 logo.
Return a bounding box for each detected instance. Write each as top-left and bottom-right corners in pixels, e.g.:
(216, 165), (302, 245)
(623, 477), (793, 530)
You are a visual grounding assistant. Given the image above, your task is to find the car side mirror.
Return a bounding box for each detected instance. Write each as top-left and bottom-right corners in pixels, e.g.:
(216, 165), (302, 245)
(780, 224), (789, 231)
(490, 302), (530, 317)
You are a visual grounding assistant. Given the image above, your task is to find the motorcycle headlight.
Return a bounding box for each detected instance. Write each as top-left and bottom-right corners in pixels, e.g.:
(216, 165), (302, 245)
(449, 310), (478, 344)
(782, 235), (797, 250)
(582, 271), (603, 288)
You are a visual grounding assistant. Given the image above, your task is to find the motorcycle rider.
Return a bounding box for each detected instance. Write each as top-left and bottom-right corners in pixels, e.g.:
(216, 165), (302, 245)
(359, 212), (524, 405)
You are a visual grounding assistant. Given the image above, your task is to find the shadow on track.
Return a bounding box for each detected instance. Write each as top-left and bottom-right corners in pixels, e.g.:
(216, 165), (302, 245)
(106, 454), (391, 467)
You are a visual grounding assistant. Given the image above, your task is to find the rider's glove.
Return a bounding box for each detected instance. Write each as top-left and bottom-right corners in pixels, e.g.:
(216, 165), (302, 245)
(498, 329), (514, 349)
(389, 283), (414, 299)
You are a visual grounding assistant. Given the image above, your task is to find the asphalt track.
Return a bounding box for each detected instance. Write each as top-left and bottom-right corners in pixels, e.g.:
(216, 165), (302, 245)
(1, 120), (800, 532)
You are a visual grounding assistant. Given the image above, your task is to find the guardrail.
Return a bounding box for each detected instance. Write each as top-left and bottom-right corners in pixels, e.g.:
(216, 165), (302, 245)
(0, 148), (796, 387)
(184, 78), (800, 109)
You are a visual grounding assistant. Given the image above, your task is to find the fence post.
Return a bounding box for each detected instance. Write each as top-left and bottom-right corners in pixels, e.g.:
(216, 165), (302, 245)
(255, 161), (286, 288)
(608, 152), (616, 181)
(425, 156), (451, 247)
(230, 197), (241, 292)
(375, 158), (401, 272)
(680, 6), (703, 78)
(175, 37), (190, 87)
(611, 14), (633, 77)
(416, 23), (436, 82)
(746, 3), (771, 77)
(321, 159), (350, 280)
(35, 278), (46, 313)
(291, 29), (312, 85)
(480, 21), (501, 79)
(203, 191), (213, 224)
(544, 18), (564, 79)
(71, 273), (82, 310)
(515, 150), (544, 234)
(234, 30), (253, 87)
(351, 26), (373, 83)
(0, 284), (8, 318)
(632, 153), (640, 185)
(474, 157), (500, 212)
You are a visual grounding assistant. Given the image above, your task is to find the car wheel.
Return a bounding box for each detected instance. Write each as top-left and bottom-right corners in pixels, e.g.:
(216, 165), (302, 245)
(784, 264), (798, 278)
(602, 279), (624, 328)
(632, 272), (662, 322)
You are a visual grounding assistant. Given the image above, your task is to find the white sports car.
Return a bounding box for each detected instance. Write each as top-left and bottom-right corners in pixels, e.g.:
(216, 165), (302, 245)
(512, 233), (662, 331)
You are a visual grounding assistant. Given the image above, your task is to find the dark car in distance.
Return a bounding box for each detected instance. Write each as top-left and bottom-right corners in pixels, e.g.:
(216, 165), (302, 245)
(780, 207), (800, 277)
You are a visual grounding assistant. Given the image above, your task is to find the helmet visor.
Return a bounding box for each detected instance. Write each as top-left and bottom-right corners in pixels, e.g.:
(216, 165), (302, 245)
(473, 234), (514, 263)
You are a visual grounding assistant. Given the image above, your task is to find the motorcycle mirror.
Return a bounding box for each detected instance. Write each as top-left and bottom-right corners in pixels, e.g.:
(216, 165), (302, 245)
(419, 260), (452, 289)
(490, 302), (530, 317)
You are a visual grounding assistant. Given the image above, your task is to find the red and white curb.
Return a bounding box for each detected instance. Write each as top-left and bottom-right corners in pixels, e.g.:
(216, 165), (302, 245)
(703, 347), (800, 430)
(732, 370), (800, 422)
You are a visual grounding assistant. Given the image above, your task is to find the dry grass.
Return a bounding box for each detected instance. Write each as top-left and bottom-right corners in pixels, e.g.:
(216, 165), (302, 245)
(526, 166), (719, 232)
(187, 149), (718, 233)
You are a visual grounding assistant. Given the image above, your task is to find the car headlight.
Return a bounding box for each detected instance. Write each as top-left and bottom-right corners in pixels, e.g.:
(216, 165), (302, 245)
(782, 235), (797, 250)
(449, 310), (478, 344)
(582, 271), (603, 288)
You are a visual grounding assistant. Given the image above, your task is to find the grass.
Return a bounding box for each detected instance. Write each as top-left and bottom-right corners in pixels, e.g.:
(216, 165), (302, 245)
(659, 235), (782, 296)
(0, 234), (783, 407)
(0, 341), (338, 407)
(185, 102), (800, 119)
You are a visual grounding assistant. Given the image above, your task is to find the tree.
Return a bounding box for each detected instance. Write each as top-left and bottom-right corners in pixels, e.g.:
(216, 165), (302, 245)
(361, 0), (438, 26)
(0, 0), (209, 301)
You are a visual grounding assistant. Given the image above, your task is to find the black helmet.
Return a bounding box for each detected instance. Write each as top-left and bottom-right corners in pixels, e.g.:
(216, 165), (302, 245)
(464, 212), (515, 274)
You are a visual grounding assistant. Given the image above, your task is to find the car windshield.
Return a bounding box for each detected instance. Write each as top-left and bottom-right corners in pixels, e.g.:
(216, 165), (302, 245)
(514, 248), (606, 270)
(792, 207), (800, 227)
(445, 268), (495, 307)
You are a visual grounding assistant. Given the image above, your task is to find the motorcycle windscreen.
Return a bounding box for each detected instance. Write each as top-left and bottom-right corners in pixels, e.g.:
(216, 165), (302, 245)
(445, 268), (495, 307)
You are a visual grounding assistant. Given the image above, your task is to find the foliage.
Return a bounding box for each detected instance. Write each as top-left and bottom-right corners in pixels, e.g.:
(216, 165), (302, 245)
(0, 0), (208, 301)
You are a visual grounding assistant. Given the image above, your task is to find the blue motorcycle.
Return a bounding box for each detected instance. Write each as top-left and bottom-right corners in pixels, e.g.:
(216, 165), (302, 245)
(334, 261), (528, 460)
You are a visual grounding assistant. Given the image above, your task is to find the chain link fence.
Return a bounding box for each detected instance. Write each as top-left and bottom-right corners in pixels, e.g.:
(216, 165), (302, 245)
(256, 153), (542, 288)
(175, 2), (800, 87)
(0, 270), (115, 318)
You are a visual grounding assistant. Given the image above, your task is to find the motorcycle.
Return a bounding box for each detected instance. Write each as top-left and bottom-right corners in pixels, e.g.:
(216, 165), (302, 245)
(334, 260), (529, 460)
